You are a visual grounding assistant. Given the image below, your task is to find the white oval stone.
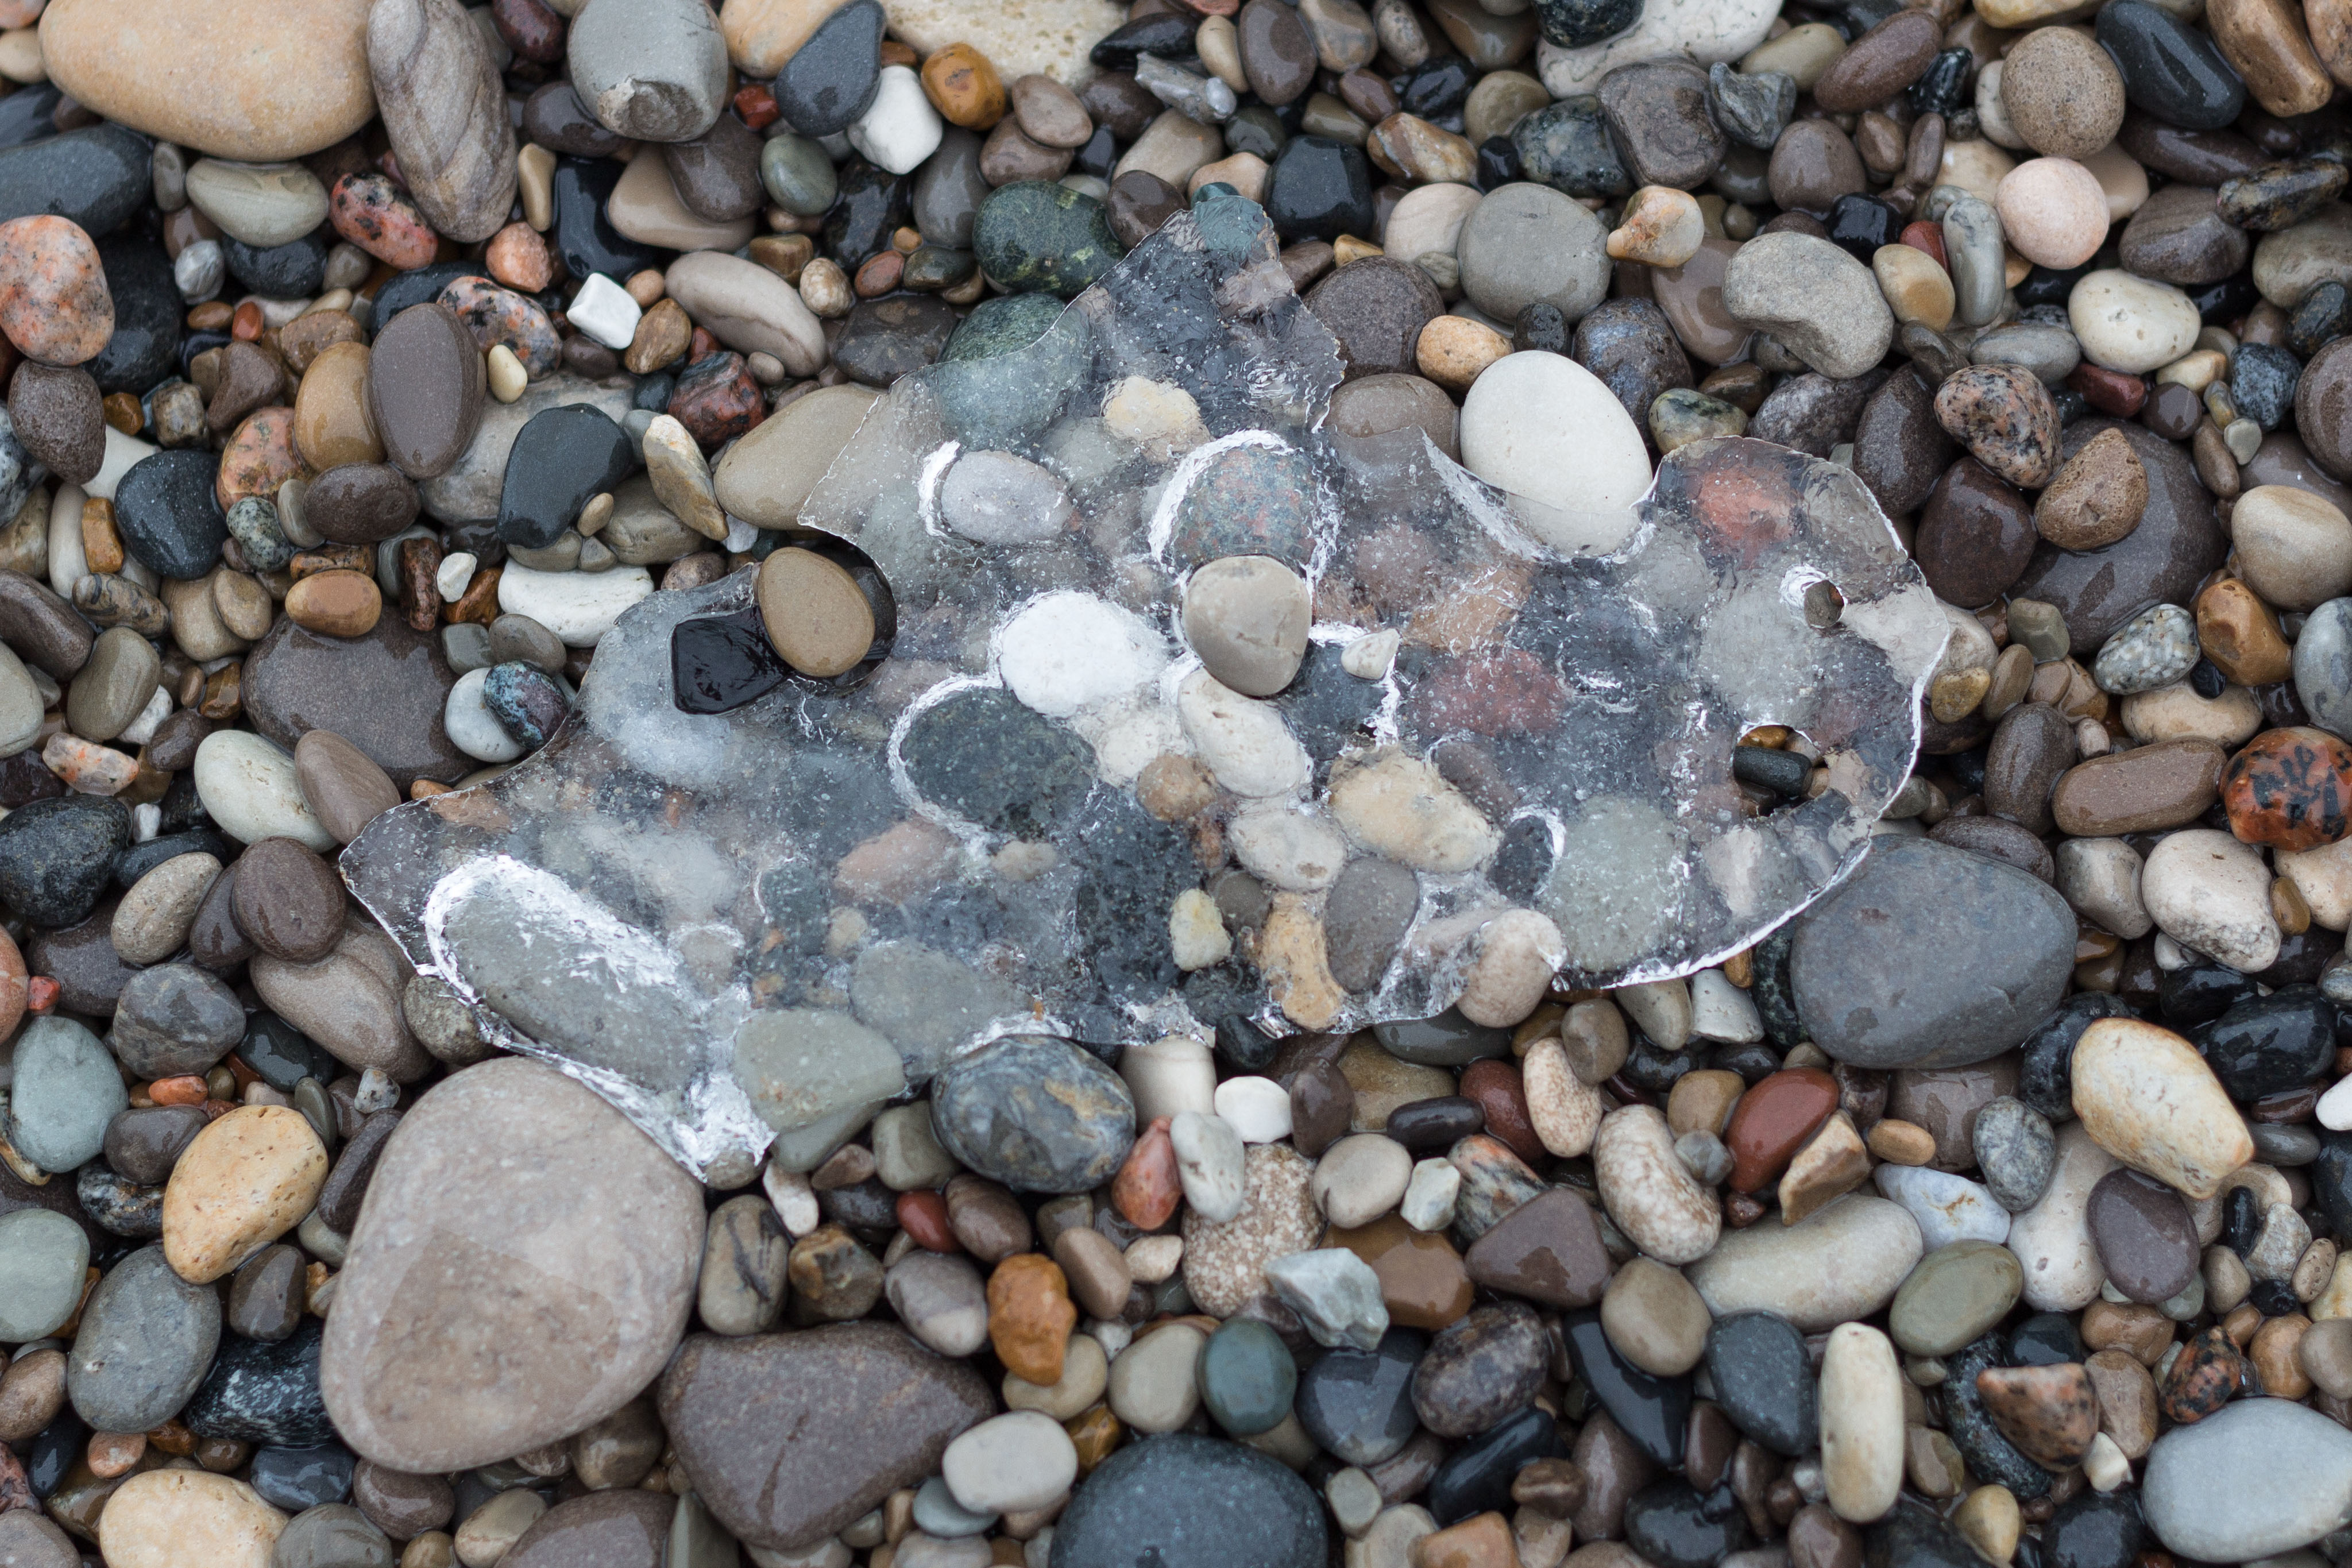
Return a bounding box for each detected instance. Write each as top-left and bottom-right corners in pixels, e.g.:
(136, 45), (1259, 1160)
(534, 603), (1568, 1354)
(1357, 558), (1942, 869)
(1213, 1076), (1293, 1144)
(1381, 181), (1481, 271)
(1689, 968), (1763, 1044)
(1312, 1133), (1415, 1228)
(193, 731), (337, 851)
(1459, 350), (1652, 556)
(1685, 1193), (1923, 1331)
(995, 591), (1167, 717)
(1176, 669), (1309, 797)
(1592, 1104), (1721, 1265)
(496, 562), (653, 646)
(847, 65), (944, 176)
(443, 667), (524, 764)
(939, 450), (1075, 544)
(1820, 1322), (1904, 1525)
(1874, 1164), (2011, 1251)
(2141, 828), (2281, 972)
(2071, 1017), (2253, 1202)
(2004, 1119), (2119, 1312)
(941, 1411), (1077, 1515)
(2068, 268), (2201, 374)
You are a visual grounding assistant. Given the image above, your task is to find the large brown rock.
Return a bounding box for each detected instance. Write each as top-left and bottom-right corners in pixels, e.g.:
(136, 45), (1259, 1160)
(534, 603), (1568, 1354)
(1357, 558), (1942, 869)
(659, 1323), (992, 1550)
(242, 615), (466, 787)
(39, 0), (375, 161)
(320, 1059), (703, 1473)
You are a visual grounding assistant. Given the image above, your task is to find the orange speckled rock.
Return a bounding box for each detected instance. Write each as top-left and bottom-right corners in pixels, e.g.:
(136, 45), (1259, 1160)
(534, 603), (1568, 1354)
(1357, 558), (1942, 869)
(438, 275), (561, 377)
(2220, 725), (2352, 851)
(217, 408), (302, 511)
(0, 215), (113, 366)
(484, 222), (553, 293)
(987, 1253), (1074, 1387)
(330, 172), (438, 270)
(1113, 1115), (1180, 1230)
(1721, 1067), (1839, 1194)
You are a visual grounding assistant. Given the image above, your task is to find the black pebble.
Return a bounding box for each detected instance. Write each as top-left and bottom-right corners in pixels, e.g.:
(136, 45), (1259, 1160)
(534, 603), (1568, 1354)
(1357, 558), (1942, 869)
(774, 0), (886, 136)
(1560, 1309), (1690, 1467)
(114, 448), (230, 579)
(1705, 1312), (1818, 1455)
(0, 794), (130, 928)
(672, 607), (790, 715)
(1265, 137), (1374, 244)
(496, 403), (635, 549)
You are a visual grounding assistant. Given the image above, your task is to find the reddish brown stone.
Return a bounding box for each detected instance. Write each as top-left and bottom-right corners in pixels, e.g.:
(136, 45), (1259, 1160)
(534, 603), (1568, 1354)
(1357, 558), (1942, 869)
(439, 275), (561, 377)
(216, 408), (302, 511)
(1415, 648), (1566, 738)
(2220, 725), (2352, 851)
(1721, 1068), (1839, 1194)
(896, 1190), (957, 1253)
(667, 351), (764, 450)
(2159, 1325), (2245, 1425)
(1459, 1058), (1542, 1165)
(2068, 363), (2148, 418)
(397, 535), (442, 634)
(1329, 1213), (1476, 1330)
(1112, 1117), (1179, 1230)
(1976, 1361), (2100, 1467)
(330, 172), (438, 271)
(1461, 1187), (1613, 1309)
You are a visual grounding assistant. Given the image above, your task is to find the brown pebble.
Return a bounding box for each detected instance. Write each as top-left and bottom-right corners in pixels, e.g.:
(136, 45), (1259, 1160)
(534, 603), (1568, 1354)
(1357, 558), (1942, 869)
(2034, 427), (2148, 549)
(283, 569), (384, 639)
(229, 837), (346, 962)
(756, 546), (876, 678)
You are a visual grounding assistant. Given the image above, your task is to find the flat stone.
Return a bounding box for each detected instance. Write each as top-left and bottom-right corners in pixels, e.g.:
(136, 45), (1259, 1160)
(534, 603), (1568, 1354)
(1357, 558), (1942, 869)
(68, 1241), (221, 1432)
(1047, 1432), (1326, 1568)
(2141, 1397), (2352, 1561)
(1684, 1193), (1922, 1331)
(320, 1058), (705, 1472)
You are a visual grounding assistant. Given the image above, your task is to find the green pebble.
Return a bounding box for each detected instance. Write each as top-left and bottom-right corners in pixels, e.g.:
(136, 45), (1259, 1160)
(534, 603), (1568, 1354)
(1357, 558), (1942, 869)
(1649, 388), (1748, 454)
(973, 181), (1125, 299)
(760, 134), (838, 218)
(0, 1207), (91, 1340)
(2006, 597), (2071, 664)
(1888, 1238), (2024, 1357)
(1198, 1318), (1297, 1437)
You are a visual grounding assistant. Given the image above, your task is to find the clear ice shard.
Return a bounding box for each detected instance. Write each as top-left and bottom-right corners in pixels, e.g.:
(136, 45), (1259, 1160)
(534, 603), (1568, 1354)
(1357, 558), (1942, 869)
(343, 196), (1951, 1178)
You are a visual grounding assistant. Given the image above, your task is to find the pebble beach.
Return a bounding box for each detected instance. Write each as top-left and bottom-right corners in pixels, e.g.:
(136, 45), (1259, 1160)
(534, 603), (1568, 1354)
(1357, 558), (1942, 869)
(0, 0), (2349, 1565)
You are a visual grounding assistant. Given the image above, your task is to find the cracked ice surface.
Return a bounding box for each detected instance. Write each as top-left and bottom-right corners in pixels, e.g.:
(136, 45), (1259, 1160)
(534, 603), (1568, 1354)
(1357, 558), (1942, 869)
(343, 199), (1949, 1178)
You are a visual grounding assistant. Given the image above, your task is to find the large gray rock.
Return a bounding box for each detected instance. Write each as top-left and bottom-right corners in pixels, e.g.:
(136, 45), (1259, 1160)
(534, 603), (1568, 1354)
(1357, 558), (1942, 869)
(1790, 836), (2074, 1070)
(929, 1034), (1136, 1193)
(319, 1058), (703, 1472)
(1049, 1433), (1327, 1568)
(366, 0), (516, 242)
(1721, 229), (1895, 380)
(566, 0), (728, 144)
(68, 1243), (222, 1432)
(2142, 1397), (2352, 1560)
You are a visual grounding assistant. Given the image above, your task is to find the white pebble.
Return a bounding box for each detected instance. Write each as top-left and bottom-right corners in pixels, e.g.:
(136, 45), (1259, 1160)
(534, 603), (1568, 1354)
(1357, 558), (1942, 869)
(496, 561), (653, 646)
(1262, 1248), (1389, 1350)
(1459, 349), (1654, 556)
(1872, 1164), (2011, 1250)
(567, 273), (643, 350)
(1212, 1076), (1292, 1144)
(2141, 828), (2281, 974)
(436, 551), (478, 602)
(445, 667), (524, 763)
(2083, 1431), (2130, 1492)
(1176, 669), (1308, 797)
(2069, 268), (2202, 376)
(995, 591), (1166, 718)
(763, 1163), (821, 1235)
(847, 65), (944, 176)
(1169, 1110), (1245, 1223)
(2318, 1074), (2352, 1132)
(941, 1412), (1077, 1516)
(1689, 968), (1763, 1043)
(174, 238), (223, 302)
(191, 731), (337, 851)
(1400, 1158), (1460, 1231)
(116, 687), (173, 748)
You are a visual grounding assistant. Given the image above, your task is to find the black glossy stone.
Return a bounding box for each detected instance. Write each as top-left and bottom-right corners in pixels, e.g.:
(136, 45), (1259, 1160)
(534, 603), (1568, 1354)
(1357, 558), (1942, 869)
(1424, 1405), (1567, 1525)
(1383, 1096), (1486, 1152)
(25, 1407), (86, 1499)
(248, 1442), (358, 1513)
(826, 158), (913, 267)
(1867, 1503), (1986, 1568)
(2017, 991), (2135, 1119)
(1090, 11), (1199, 69)
(1512, 97), (1630, 199)
(774, 0), (885, 137)
(553, 157), (667, 283)
(1627, 1481), (1751, 1568)
(1265, 136), (1374, 244)
(2249, 1277), (2299, 1315)
(1908, 48), (1973, 115)
(1733, 745), (1811, 795)
(2096, 0), (2247, 132)
(365, 260), (476, 333)
(495, 403), (634, 549)
(1048, 1433), (1324, 1568)
(0, 83), (61, 150)
(2160, 962), (2259, 1024)
(928, 1034), (1135, 1194)
(0, 123), (149, 235)
(223, 233), (329, 299)
(672, 607), (788, 714)
(1826, 194), (1903, 262)
(1943, 1334), (2053, 1499)
(2017, 258), (2106, 311)
(1075, 124), (1120, 178)
(2231, 341), (2301, 432)
(1561, 1310), (1689, 1468)
(1294, 1328), (1426, 1466)
(2190, 658), (2228, 698)
(482, 663), (568, 751)
(1476, 136), (1522, 191)
(0, 794), (129, 928)
(241, 1012), (331, 1095)
(2312, 1130), (2352, 1238)
(2290, 281), (2351, 360)
(88, 237), (183, 396)
(115, 449), (229, 578)
(1370, 1010), (1511, 1067)
(1705, 1312), (1817, 1456)
(1393, 56), (1476, 119)
(113, 829), (230, 889)
(2009, 1311), (2082, 1367)
(186, 1318), (335, 1445)
(2223, 1183), (2260, 1257)
(79, 1165), (164, 1238)
(2203, 984), (2335, 1099)
(2043, 1488), (2145, 1568)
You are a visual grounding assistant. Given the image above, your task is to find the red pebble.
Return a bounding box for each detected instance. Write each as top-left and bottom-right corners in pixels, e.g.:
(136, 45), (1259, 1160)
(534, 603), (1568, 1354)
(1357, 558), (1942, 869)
(330, 172), (438, 270)
(2220, 725), (2352, 851)
(1459, 1059), (1544, 1166)
(1899, 221), (1947, 270)
(229, 300), (264, 342)
(666, 350), (764, 448)
(25, 974), (56, 1014)
(2067, 362), (2147, 418)
(149, 1075), (207, 1106)
(688, 326), (718, 362)
(1113, 1117), (1180, 1229)
(735, 84), (779, 131)
(897, 1189), (959, 1252)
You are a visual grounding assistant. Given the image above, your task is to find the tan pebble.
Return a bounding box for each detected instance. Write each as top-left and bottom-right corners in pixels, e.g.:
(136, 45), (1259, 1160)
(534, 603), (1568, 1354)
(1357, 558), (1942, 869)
(161, 1104), (327, 1283)
(484, 344), (526, 403)
(2034, 425), (2148, 550)
(1931, 667), (1993, 722)
(1605, 186), (1705, 269)
(212, 567), (275, 643)
(1416, 315), (1511, 393)
(1521, 1038), (1602, 1158)
(1865, 1119), (1937, 1165)
(755, 545), (875, 678)
(2071, 1017), (2254, 1200)
(1872, 243), (1955, 331)
(1188, 152), (1269, 203)
(1995, 157), (2110, 271)
(800, 256), (852, 317)
(98, 1469), (287, 1568)
(1332, 234), (1385, 266)
(1952, 1484), (2021, 1565)
(283, 569), (383, 639)
(1592, 1104), (1720, 1265)
(1778, 1110), (1871, 1225)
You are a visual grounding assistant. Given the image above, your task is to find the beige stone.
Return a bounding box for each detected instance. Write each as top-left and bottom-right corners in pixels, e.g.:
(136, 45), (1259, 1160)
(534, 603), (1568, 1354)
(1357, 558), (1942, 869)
(713, 384), (879, 527)
(1873, 243), (1956, 331)
(98, 1470), (286, 1568)
(1606, 187), (1705, 268)
(1821, 1322), (1904, 1524)
(2278, 835), (2352, 930)
(720, 0), (854, 75)
(162, 1105), (327, 1284)
(320, 1058), (705, 1473)
(1415, 315), (1512, 393)
(1181, 1144), (1321, 1316)
(607, 150), (756, 253)
(2233, 484), (2352, 611)
(40, 0), (374, 160)
(1522, 1037), (1603, 1158)
(2071, 1017), (2254, 1202)
(880, 0), (1123, 86)
(1592, 1105), (1721, 1265)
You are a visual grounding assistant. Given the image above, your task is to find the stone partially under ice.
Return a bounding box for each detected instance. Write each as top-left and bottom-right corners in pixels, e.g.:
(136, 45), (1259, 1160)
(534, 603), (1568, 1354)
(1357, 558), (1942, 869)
(343, 198), (1949, 1178)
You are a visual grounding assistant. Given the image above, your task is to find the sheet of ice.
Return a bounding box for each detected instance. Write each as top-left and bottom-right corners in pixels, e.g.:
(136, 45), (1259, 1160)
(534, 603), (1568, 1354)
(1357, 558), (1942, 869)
(343, 199), (1949, 1178)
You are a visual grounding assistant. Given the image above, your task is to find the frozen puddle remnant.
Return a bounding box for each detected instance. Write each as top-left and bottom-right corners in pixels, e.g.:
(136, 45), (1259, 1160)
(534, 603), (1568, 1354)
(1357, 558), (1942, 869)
(344, 198), (1949, 1178)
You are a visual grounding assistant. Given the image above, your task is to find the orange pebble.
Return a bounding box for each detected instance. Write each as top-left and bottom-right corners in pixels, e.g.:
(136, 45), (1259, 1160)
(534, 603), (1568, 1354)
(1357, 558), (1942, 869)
(986, 1254), (1075, 1387)
(27, 974), (58, 1014)
(1111, 1117), (1180, 1230)
(484, 221), (554, 293)
(149, 1075), (208, 1106)
(86, 1431), (146, 1478)
(734, 84), (779, 130)
(230, 300), (264, 341)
